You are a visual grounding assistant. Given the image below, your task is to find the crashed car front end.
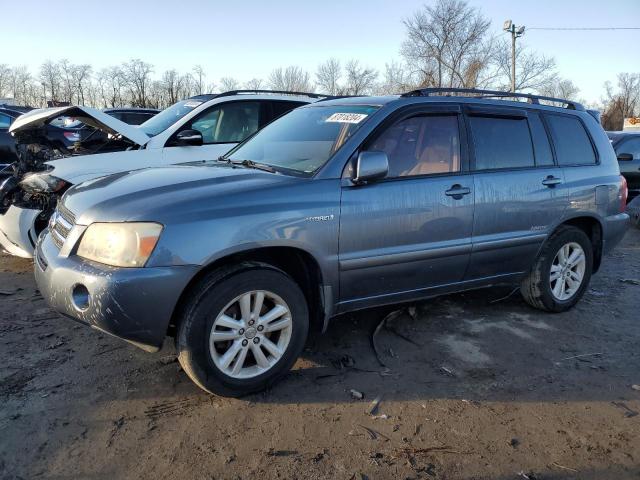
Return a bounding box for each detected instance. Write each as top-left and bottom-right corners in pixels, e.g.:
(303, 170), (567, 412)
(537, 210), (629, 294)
(0, 169), (68, 257)
(0, 105), (150, 257)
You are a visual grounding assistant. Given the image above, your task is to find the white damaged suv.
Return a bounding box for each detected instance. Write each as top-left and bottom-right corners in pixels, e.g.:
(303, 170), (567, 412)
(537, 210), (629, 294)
(0, 91), (320, 257)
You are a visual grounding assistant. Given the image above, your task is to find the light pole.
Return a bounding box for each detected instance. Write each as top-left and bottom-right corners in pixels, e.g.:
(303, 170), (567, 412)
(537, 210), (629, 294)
(503, 20), (525, 93)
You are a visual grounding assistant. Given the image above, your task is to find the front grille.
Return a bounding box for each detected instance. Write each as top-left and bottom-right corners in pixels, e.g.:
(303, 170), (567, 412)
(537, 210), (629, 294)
(49, 205), (76, 250)
(36, 249), (48, 271)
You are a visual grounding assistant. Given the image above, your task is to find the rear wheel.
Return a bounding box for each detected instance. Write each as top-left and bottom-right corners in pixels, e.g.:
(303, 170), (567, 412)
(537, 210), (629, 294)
(521, 226), (593, 312)
(176, 263), (309, 396)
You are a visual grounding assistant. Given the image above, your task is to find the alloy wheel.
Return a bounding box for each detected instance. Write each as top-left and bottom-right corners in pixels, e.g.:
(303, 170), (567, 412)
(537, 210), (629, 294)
(209, 290), (293, 379)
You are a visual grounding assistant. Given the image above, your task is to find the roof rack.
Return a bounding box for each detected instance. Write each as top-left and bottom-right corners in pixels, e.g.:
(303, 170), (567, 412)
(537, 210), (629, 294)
(203, 90), (329, 100)
(401, 88), (585, 111)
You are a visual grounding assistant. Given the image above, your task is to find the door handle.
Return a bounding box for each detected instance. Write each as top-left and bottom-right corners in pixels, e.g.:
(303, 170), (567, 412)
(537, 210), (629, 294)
(445, 184), (471, 198)
(542, 176), (563, 187)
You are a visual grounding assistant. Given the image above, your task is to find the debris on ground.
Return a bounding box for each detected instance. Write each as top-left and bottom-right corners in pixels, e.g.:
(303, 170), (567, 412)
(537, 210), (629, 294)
(510, 438), (520, 448)
(350, 389), (364, 400)
(619, 278), (640, 286)
(158, 356), (177, 365)
(356, 424), (390, 441)
(550, 462), (579, 473)
(368, 395), (382, 415)
(489, 287), (520, 304)
(611, 401), (639, 418)
(371, 307), (421, 366)
(557, 352), (603, 362)
(439, 366), (456, 377)
(588, 289), (606, 297)
(0, 288), (22, 296)
(631, 384), (640, 391)
(266, 449), (298, 457)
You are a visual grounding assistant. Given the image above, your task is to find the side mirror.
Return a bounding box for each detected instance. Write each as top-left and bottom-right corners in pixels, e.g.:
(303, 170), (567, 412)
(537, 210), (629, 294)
(617, 153), (633, 162)
(353, 151), (389, 184)
(175, 129), (203, 146)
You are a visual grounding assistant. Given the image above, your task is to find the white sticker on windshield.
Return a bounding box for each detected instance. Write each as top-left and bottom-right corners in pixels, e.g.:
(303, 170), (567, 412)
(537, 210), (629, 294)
(184, 101), (203, 108)
(325, 113), (368, 124)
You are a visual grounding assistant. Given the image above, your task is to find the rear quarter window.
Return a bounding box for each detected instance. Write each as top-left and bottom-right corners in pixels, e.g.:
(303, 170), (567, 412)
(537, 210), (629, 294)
(469, 115), (535, 170)
(545, 114), (597, 165)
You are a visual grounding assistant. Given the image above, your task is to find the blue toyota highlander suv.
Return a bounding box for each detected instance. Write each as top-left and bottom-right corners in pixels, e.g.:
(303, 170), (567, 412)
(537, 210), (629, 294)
(34, 89), (629, 396)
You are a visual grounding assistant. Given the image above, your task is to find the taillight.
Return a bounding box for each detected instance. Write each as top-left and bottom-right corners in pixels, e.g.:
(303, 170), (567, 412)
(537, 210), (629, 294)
(64, 131), (80, 142)
(620, 175), (628, 212)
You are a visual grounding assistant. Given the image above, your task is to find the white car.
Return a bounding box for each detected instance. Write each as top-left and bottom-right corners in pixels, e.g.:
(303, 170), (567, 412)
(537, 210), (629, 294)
(0, 91), (320, 257)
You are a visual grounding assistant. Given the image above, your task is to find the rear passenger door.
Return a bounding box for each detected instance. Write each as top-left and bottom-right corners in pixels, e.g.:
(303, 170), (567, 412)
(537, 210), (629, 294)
(465, 107), (568, 279)
(339, 105), (475, 306)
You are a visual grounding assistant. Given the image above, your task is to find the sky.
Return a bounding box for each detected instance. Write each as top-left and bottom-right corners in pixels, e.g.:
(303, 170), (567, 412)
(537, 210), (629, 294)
(3, 0), (639, 104)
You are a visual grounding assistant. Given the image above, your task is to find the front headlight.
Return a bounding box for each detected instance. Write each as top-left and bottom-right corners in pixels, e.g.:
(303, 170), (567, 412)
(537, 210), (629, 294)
(77, 222), (163, 267)
(19, 173), (67, 193)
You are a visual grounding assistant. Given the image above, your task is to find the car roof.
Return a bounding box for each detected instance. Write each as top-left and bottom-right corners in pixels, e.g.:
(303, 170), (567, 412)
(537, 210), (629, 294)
(0, 105), (33, 116)
(607, 131), (640, 142)
(190, 90), (326, 105)
(103, 107), (160, 114)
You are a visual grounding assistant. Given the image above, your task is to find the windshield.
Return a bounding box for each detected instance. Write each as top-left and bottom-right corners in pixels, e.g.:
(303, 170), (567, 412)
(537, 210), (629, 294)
(225, 105), (379, 175)
(139, 99), (204, 136)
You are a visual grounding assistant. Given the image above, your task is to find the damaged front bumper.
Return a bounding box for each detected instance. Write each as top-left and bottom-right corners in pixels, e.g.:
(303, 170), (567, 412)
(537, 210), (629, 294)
(34, 228), (198, 352)
(0, 205), (41, 258)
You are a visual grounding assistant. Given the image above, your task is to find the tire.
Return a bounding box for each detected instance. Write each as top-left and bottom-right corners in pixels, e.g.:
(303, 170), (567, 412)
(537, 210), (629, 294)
(521, 226), (593, 312)
(176, 262), (309, 397)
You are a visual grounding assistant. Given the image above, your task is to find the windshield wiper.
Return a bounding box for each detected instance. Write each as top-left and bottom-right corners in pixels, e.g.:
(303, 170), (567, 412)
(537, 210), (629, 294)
(231, 159), (276, 173)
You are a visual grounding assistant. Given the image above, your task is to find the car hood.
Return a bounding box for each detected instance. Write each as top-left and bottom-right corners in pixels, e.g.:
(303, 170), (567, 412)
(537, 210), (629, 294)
(9, 106), (151, 146)
(62, 164), (300, 225)
(46, 148), (160, 185)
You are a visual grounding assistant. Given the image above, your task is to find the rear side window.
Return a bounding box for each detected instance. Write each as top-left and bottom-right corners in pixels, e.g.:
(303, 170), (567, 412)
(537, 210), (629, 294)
(0, 113), (11, 129)
(545, 114), (596, 165)
(120, 112), (154, 125)
(528, 113), (554, 166)
(270, 101), (306, 121)
(616, 138), (640, 160)
(469, 116), (534, 170)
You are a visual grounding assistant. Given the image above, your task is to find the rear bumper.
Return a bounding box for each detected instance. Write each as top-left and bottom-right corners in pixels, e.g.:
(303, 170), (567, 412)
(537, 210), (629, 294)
(34, 228), (198, 352)
(603, 212), (630, 255)
(0, 205), (40, 258)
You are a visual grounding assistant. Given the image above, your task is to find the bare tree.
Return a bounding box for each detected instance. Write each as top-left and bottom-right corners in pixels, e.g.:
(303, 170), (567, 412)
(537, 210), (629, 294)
(401, 0), (493, 88)
(377, 61), (418, 94)
(316, 58), (341, 95)
(192, 65), (205, 95)
(97, 66), (126, 107)
(243, 78), (264, 90)
(493, 40), (557, 91)
(0, 64), (11, 98)
(161, 69), (184, 105)
(538, 78), (580, 100)
(344, 59), (378, 95)
(220, 77), (240, 91)
(268, 66), (311, 92)
(601, 73), (640, 130)
(122, 59), (154, 107)
(72, 64), (93, 105)
(39, 60), (62, 103)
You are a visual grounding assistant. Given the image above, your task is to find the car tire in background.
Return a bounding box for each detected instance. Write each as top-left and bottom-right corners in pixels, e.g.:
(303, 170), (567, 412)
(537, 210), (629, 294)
(176, 262), (309, 397)
(521, 226), (593, 313)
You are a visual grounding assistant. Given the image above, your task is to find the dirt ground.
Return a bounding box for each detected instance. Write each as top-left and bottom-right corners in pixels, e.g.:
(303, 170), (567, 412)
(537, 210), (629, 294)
(1, 229), (639, 480)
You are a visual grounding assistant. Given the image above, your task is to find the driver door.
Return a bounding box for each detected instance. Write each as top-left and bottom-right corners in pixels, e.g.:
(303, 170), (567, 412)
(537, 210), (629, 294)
(338, 106), (475, 307)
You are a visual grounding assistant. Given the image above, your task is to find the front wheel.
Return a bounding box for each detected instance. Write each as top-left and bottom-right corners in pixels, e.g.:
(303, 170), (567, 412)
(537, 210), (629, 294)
(176, 263), (309, 396)
(521, 226), (593, 312)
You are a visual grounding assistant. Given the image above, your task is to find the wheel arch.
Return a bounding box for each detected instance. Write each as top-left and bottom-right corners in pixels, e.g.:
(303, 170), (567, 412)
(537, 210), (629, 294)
(551, 215), (604, 273)
(168, 246), (329, 338)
